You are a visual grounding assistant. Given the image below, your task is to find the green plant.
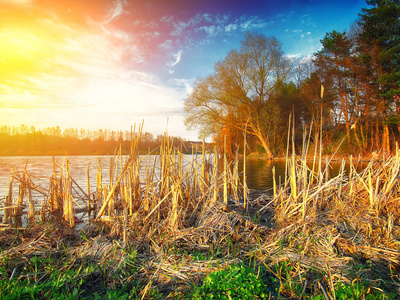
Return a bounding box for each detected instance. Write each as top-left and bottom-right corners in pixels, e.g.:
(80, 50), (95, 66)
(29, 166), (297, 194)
(0, 247), (10, 278)
(273, 260), (304, 298)
(333, 280), (394, 300)
(188, 250), (210, 261)
(311, 280), (395, 300)
(192, 263), (278, 299)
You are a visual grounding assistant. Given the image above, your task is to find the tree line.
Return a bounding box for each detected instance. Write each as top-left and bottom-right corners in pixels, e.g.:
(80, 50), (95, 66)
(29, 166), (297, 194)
(184, 0), (400, 157)
(0, 125), (197, 156)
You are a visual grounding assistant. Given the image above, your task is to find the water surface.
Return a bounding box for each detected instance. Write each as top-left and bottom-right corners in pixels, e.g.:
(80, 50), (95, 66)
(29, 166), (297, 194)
(0, 155), (366, 197)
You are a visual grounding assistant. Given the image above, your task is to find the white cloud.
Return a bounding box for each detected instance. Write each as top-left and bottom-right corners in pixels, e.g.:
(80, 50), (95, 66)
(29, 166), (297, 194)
(143, 31), (160, 39)
(237, 16), (273, 31)
(170, 21), (187, 36)
(167, 50), (183, 68)
(301, 54), (315, 63)
(202, 13), (213, 23)
(225, 24), (238, 32)
(168, 78), (193, 95)
(216, 14), (230, 24)
(161, 15), (174, 23)
(0, 65), (197, 139)
(285, 53), (302, 60)
(201, 25), (220, 37)
(159, 39), (173, 51)
(170, 14), (203, 36)
(240, 19), (253, 30)
(288, 53), (315, 64)
(104, 0), (126, 24)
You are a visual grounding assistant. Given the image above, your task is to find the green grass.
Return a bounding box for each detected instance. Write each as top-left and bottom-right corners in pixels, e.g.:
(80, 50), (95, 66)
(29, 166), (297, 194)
(2, 132), (400, 299)
(0, 248), (155, 300)
(191, 263), (279, 299)
(0, 244), (398, 299)
(311, 280), (396, 300)
(190, 262), (395, 300)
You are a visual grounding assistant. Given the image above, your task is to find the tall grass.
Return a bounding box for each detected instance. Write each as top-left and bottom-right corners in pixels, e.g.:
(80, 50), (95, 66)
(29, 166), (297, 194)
(1, 125), (400, 298)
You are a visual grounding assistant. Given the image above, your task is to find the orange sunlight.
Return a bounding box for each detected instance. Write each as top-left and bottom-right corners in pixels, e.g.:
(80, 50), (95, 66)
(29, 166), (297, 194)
(0, 29), (43, 75)
(0, 0), (193, 138)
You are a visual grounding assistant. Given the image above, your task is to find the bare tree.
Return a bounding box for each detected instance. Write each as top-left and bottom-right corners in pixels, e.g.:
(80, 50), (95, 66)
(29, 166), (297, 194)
(184, 32), (290, 158)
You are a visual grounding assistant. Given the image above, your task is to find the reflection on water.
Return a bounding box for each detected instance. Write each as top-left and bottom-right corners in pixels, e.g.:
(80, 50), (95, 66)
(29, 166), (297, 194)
(238, 158), (367, 190)
(0, 155), (198, 199)
(0, 155), (367, 198)
(241, 159), (287, 190)
(0, 156), (114, 198)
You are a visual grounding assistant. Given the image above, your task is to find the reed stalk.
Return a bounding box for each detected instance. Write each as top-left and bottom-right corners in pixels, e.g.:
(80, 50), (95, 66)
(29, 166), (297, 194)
(108, 156), (115, 217)
(290, 116), (297, 201)
(27, 185), (34, 221)
(213, 143), (219, 203)
(3, 125), (400, 299)
(232, 147), (239, 205)
(15, 182), (24, 227)
(96, 157), (102, 215)
(62, 160), (74, 227)
(170, 184), (179, 229)
(223, 135), (228, 206)
(243, 121), (248, 211)
(123, 206), (128, 244)
(272, 166), (277, 199)
(86, 160), (91, 217)
(3, 169), (14, 225)
(50, 156), (60, 212)
(96, 156), (135, 219)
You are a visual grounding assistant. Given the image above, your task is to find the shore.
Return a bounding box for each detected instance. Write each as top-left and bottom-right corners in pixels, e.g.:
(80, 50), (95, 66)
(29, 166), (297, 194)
(1, 143), (399, 298)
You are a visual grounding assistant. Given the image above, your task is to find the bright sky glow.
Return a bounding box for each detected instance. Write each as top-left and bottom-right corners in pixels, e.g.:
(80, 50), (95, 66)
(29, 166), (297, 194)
(0, 0), (366, 140)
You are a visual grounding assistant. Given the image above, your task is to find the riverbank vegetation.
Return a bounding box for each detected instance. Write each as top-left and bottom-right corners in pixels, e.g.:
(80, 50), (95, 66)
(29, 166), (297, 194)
(1, 124), (400, 298)
(0, 124), (203, 156)
(1, 1), (400, 298)
(185, 0), (400, 158)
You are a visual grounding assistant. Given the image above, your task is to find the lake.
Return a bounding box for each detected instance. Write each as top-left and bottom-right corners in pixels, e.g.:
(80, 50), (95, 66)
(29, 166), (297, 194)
(0, 155), (365, 198)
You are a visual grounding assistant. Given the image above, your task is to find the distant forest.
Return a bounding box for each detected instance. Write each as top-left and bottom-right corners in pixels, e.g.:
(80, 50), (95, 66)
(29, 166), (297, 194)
(185, 0), (400, 157)
(0, 125), (200, 156)
(3, 1), (399, 158)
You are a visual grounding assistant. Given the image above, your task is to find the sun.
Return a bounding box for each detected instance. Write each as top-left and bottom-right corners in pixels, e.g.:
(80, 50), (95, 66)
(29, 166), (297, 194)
(0, 28), (44, 76)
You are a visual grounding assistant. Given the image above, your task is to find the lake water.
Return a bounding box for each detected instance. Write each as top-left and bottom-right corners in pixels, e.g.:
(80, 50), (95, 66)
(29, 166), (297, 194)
(0, 156), (110, 198)
(0, 155), (368, 223)
(0, 155), (366, 198)
(0, 155), (201, 200)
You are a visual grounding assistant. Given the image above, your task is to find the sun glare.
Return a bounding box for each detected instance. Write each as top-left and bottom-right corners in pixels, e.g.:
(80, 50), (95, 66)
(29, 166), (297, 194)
(0, 29), (44, 75)
(0, 0), (193, 139)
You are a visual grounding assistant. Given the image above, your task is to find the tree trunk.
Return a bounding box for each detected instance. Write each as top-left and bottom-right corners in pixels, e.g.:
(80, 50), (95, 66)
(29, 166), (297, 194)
(341, 93), (352, 151)
(375, 108), (381, 149)
(365, 87), (371, 151)
(258, 134), (274, 158)
(383, 124), (390, 154)
(396, 94), (400, 139)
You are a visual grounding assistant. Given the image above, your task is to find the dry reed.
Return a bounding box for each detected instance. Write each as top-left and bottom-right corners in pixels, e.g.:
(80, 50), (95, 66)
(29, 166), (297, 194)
(1, 125), (400, 297)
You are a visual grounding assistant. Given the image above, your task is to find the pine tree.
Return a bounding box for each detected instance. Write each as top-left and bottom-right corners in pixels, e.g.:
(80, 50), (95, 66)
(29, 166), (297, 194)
(358, 0), (400, 151)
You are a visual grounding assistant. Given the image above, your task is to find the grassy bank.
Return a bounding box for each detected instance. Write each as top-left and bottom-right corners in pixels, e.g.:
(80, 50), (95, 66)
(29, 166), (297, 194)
(1, 128), (400, 299)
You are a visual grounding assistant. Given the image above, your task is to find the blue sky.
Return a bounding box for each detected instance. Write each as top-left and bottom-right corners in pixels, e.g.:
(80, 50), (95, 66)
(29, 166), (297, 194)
(0, 0), (367, 140)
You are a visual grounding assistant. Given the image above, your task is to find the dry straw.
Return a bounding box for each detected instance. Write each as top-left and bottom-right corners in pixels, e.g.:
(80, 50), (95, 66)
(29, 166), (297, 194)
(2, 123), (400, 297)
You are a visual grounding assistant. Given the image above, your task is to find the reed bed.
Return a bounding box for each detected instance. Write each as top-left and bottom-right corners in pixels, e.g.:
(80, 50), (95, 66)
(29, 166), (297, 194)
(1, 127), (400, 298)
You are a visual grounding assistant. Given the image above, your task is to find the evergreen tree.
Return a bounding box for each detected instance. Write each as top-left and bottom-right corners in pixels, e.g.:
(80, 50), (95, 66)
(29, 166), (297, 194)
(358, 0), (400, 151)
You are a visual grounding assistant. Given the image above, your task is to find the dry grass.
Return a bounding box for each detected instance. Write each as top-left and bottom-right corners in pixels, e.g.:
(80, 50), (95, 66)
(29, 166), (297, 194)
(1, 126), (400, 298)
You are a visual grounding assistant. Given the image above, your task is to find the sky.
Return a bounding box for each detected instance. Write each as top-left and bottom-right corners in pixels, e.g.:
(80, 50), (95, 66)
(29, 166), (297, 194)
(0, 0), (367, 140)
